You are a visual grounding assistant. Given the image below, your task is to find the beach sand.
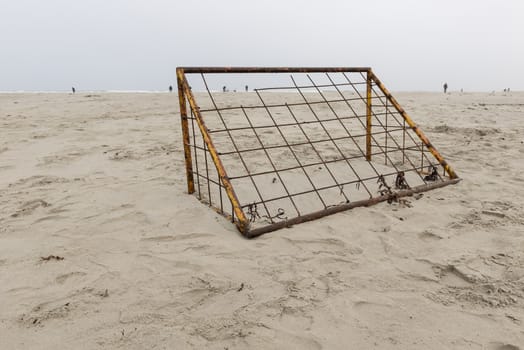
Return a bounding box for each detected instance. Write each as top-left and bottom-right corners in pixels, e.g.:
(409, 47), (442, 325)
(1, 91), (523, 349)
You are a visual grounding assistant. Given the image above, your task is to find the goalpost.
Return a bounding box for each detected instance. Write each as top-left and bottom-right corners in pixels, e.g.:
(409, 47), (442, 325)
(177, 67), (459, 237)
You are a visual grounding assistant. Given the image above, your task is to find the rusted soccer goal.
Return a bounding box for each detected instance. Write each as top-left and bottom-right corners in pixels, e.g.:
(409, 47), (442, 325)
(177, 67), (459, 238)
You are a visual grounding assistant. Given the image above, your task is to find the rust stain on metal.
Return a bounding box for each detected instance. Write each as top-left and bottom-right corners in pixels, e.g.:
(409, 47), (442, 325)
(177, 68), (195, 194)
(177, 71), (250, 233)
(366, 71), (373, 161)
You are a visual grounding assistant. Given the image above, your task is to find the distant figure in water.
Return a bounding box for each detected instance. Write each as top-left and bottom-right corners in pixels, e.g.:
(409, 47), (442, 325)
(245, 85), (248, 92)
(169, 85), (173, 92)
(222, 86), (226, 92)
(72, 87), (76, 94)
(443, 83), (448, 94)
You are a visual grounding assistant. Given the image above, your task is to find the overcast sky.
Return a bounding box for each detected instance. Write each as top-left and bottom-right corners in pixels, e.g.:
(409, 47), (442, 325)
(0, 0), (522, 91)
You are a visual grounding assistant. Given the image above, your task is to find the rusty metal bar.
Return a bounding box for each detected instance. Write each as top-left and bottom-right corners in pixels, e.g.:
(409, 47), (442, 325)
(385, 98), (388, 165)
(178, 71), (250, 233)
(420, 140), (424, 170)
(218, 172), (223, 213)
(176, 68), (194, 194)
(245, 178), (461, 238)
(189, 110), (202, 199)
(251, 178), (453, 234)
(256, 81), (366, 91)
(369, 70), (458, 179)
(199, 96), (371, 113)
(179, 67), (371, 74)
(203, 138), (211, 206)
(366, 71), (372, 161)
(403, 111), (406, 164)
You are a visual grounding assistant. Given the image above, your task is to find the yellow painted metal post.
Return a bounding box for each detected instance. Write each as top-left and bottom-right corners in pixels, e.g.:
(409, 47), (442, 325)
(369, 70), (458, 179)
(366, 71), (372, 161)
(177, 68), (195, 194)
(178, 72), (250, 234)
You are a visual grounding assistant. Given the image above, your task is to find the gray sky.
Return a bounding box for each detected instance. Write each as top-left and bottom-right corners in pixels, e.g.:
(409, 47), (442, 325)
(1, 0), (522, 91)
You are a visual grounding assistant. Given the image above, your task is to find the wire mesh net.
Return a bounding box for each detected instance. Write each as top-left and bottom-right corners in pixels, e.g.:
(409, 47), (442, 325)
(180, 69), (454, 234)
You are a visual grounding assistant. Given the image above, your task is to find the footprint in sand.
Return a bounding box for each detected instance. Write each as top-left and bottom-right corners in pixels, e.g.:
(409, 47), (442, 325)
(55, 271), (87, 284)
(418, 229), (444, 241)
(284, 237), (362, 256)
(32, 215), (67, 224)
(21, 300), (73, 327)
(487, 342), (521, 350)
(11, 199), (50, 217)
(0, 165), (14, 171)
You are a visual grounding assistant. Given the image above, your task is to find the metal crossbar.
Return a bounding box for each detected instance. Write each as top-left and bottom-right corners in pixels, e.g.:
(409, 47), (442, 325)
(177, 67), (460, 237)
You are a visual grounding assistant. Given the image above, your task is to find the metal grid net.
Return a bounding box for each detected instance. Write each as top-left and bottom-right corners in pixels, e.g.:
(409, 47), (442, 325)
(184, 71), (446, 230)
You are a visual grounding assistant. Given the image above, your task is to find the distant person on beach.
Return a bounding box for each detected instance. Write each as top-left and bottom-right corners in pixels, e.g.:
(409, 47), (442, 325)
(245, 85), (248, 92)
(169, 85), (173, 92)
(222, 86), (226, 92)
(443, 83), (448, 94)
(72, 87), (76, 94)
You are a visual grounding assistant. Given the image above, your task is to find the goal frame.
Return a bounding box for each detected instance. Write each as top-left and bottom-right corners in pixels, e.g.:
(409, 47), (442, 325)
(176, 67), (459, 238)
